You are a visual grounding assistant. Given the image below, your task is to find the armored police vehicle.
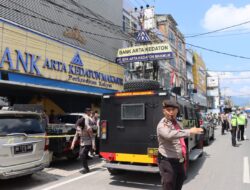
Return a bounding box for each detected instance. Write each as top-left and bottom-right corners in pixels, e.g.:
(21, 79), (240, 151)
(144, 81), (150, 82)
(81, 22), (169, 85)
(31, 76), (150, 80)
(99, 80), (203, 174)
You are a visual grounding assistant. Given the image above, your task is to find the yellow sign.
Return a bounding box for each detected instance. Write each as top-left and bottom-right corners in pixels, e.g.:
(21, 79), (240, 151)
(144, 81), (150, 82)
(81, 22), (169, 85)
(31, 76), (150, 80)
(192, 52), (206, 94)
(0, 21), (124, 91)
(116, 43), (173, 64)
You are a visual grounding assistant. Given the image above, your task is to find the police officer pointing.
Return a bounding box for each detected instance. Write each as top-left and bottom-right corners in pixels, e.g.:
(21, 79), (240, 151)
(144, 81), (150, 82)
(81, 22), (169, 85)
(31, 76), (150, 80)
(157, 100), (203, 190)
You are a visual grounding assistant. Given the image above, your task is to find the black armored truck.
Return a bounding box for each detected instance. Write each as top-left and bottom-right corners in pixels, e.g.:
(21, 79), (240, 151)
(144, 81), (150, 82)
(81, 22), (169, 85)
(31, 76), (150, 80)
(99, 80), (204, 174)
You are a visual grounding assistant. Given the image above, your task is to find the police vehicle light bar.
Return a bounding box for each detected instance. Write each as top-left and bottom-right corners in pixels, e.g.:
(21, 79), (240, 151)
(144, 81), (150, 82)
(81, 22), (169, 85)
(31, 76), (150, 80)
(115, 91), (155, 97)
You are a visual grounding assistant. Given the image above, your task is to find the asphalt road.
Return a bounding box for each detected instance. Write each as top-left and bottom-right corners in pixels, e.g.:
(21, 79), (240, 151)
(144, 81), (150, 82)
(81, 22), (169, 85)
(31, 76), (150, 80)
(183, 123), (250, 190)
(1, 123), (250, 190)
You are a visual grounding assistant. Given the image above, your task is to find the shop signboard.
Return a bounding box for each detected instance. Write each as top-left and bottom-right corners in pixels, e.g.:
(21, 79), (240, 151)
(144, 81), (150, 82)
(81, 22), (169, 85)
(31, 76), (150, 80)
(116, 43), (173, 64)
(0, 21), (124, 91)
(207, 89), (219, 96)
(207, 77), (219, 88)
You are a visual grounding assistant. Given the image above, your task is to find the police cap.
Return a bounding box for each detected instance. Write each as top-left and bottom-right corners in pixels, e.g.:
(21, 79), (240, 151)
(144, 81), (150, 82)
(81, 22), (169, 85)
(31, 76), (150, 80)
(84, 107), (91, 113)
(162, 100), (179, 109)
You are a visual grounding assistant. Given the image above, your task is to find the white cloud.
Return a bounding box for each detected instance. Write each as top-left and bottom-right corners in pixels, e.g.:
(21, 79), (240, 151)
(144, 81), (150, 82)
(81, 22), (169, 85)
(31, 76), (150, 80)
(202, 4), (250, 31)
(221, 85), (250, 97)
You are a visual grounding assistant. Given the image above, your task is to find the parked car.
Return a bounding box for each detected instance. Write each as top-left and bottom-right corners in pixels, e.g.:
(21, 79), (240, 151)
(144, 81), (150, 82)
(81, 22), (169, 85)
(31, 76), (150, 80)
(0, 110), (50, 179)
(198, 112), (215, 145)
(47, 113), (84, 160)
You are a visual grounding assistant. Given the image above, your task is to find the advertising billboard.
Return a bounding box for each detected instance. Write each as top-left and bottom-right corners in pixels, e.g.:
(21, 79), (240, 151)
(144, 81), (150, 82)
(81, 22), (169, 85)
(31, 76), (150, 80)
(207, 77), (219, 88)
(192, 52), (206, 95)
(207, 89), (219, 96)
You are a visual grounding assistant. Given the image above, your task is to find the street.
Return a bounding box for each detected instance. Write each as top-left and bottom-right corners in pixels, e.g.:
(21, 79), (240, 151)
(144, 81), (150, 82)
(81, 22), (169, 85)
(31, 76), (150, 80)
(0, 124), (249, 190)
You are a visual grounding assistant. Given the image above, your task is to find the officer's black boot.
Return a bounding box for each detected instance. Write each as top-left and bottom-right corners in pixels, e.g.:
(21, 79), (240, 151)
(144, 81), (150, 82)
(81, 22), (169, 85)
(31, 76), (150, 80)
(81, 158), (90, 174)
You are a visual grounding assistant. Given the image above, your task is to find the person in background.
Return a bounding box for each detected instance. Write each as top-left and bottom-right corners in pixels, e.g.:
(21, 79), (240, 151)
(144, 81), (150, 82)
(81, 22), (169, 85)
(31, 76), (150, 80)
(71, 114), (95, 174)
(157, 99), (203, 190)
(49, 109), (55, 123)
(42, 110), (49, 124)
(229, 112), (238, 147)
(92, 110), (100, 155)
(218, 113), (221, 126)
(83, 108), (95, 158)
(237, 111), (247, 141)
(221, 112), (229, 135)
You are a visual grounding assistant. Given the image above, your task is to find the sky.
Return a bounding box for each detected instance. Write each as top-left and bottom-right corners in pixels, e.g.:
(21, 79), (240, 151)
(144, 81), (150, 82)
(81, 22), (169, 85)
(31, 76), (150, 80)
(130, 0), (250, 106)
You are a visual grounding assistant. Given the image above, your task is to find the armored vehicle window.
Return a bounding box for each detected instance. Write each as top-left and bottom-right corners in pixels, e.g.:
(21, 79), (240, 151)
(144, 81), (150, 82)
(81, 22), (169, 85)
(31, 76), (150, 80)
(121, 103), (145, 120)
(0, 115), (44, 135)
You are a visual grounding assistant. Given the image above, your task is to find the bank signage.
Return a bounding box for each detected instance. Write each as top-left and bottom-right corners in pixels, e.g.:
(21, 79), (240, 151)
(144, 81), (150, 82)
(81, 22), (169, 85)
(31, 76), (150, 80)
(116, 43), (173, 64)
(0, 21), (124, 91)
(0, 47), (123, 89)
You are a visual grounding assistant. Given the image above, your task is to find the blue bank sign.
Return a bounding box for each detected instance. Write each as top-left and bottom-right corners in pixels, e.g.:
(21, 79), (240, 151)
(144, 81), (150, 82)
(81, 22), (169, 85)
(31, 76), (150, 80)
(0, 47), (123, 88)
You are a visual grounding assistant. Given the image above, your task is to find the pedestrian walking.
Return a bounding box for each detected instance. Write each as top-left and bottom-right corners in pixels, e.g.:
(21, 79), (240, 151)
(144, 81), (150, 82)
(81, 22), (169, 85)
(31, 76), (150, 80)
(91, 110), (100, 155)
(221, 112), (229, 135)
(229, 112), (238, 147)
(157, 99), (203, 190)
(71, 109), (95, 174)
(237, 111), (247, 141)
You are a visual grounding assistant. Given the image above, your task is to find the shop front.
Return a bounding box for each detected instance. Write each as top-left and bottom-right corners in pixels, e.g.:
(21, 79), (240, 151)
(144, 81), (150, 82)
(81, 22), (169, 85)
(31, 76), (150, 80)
(0, 18), (124, 114)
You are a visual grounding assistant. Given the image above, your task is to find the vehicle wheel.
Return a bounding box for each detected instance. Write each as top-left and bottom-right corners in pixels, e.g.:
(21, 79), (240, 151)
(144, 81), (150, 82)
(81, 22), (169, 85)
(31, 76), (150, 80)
(211, 129), (215, 140)
(124, 79), (160, 92)
(198, 151), (203, 158)
(204, 132), (210, 146)
(107, 168), (123, 175)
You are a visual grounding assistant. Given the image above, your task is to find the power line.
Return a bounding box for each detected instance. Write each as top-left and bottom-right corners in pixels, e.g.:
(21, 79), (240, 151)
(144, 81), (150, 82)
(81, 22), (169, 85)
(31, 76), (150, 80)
(134, 0), (142, 6)
(127, 0), (137, 7)
(185, 20), (250, 38)
(219, 77), (250, 80)
(153, 31), (250, 60)
(226, 94), (250, 97)
(207, 70), (250, 73)
(5, 1), (250, 62)
(141, 0), (149, 5)
(185, 43), (250, 60)
(189, 31), (250, 38)
(0, 4), (129, 42)
(44, 0), (131, 37)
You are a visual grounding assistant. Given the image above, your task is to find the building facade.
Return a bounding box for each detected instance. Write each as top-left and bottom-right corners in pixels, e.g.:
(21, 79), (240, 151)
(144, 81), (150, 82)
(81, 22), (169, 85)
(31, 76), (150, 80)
(156, 14), (187, 95)
(0, 0), (125, 113)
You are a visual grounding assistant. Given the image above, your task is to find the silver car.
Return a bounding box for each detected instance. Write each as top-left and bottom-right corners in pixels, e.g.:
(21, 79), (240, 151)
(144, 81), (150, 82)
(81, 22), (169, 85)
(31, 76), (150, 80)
(0, 111), (50, 179)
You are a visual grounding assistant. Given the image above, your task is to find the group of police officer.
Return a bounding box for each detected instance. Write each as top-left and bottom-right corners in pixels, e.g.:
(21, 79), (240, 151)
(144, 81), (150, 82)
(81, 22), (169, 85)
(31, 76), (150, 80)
(229, 110), (248, 146)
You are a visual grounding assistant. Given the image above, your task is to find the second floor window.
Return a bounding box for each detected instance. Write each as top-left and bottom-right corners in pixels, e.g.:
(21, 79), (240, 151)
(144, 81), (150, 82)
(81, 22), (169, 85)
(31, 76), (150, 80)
(168, 31), (175, 46)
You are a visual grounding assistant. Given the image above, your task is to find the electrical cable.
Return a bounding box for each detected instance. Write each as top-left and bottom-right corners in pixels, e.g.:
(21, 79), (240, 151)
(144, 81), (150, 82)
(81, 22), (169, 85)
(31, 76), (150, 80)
(185, 20), (250, 38)
(44, 0), (132, 37)
(185, 43), (250, 60)
(43, 1), (250, 61)
(0, 4), (130, 42)
(141, 0), (149, 5)
(4, 1), (250, 65)
(188, 31), (250, 38)
(134, 0), (142, 6)
(207, 70), (250, 73)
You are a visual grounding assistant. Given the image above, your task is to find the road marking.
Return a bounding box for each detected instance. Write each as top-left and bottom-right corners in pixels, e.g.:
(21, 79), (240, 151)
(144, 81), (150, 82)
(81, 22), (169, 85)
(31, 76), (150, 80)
(243, 157), (250, 183)
(45, 161), (104, 177)
(42, 169), (102, 190)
